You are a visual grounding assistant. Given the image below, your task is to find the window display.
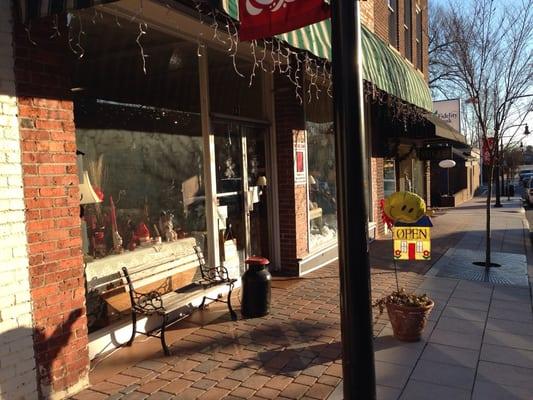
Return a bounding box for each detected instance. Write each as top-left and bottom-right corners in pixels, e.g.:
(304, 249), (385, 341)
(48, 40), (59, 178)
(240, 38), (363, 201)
(305, 87), (338, 250)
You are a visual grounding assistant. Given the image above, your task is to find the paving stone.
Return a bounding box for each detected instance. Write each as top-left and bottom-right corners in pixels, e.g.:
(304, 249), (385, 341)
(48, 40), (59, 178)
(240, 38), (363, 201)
(137, 379), (170, 394)
(429, 328), (483, 350)
(374, 336), (424, 366)
(108, 374), (142, 387)
(160, 378), (193, 394)
(488, 307), (533, 322)
(92, 381), (125, 395)
(316, 374), (340, 387)
(440, 306), (488, 322)
(293, 375), (317, 386)
(191, 378), (217, 391)
(121, 392), (149, 400)
(399, 379), (470, 400)
(280, 382), (309, 399)
(157, 371), (182, 381)
(264, 375), (294, 391)
(304, 383), (334, 399)
(197, 387), (231, 400)
(480, 343), (533, 369)
(434, 316), (485, 335)
(486, 318), (533, 336)
(472, 380), (533, 400)
(137, 361), (171, 373)
(216, 378), (241, 391)
(173, 387), (206, 400)
(476, 361), (533, 390)
(228, 367), (256, 381)
(374, 361), (412, 389)
(146, 392), (173, 400)
(301, 364), (328, 378)
(121, 385), (141, 395)
(420, 343), (478, 368)
(254, 387), (282, 399)
(446, 296), (490, 311)
(123, 367), (157, 380)
(192, 360), (221, 374)
(483, 330), (533, 351)
(241, 374), (270, 390)
(230, 386), (256, 398)
(410, 359), (475, 390)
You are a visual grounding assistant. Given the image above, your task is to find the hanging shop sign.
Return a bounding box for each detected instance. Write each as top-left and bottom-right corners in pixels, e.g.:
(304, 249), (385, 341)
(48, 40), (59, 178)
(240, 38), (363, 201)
(482, 137), (495, 165)
(238, 0), (330, 41)
(392, 227), (431, 260)
(433, 99), (461, 133)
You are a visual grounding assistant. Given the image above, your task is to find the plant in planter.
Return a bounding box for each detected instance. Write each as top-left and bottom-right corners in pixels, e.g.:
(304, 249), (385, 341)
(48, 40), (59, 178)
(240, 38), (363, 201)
(375, 191), (435, 342)
(374, 289), (434, 342)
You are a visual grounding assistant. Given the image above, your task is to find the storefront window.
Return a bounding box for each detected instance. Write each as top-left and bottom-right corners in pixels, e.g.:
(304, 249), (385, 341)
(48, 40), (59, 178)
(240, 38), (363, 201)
(72, 14), (206, 332)
(305, 89), (337, 250)
(383, 160), (396, 198)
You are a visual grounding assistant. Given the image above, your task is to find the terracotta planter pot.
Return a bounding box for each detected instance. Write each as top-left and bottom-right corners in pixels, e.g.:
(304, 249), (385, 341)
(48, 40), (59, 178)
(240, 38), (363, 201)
(386, 300), (434, 342)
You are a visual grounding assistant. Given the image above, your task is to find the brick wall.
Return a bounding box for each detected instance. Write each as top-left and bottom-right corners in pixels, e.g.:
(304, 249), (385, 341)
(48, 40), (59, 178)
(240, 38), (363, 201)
(0, 2), (38, 399)
(274, 74), (308, 275)
(13, 18), (89, 399)
(374, 0), (390, 43)
(360, 0), (375, 31)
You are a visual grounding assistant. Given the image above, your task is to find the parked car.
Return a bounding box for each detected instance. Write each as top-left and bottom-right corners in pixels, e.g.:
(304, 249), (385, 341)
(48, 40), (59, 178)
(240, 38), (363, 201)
(519, 170), (533, 182)
(525, 178), (533, 204)
(521, 173), (533, 187)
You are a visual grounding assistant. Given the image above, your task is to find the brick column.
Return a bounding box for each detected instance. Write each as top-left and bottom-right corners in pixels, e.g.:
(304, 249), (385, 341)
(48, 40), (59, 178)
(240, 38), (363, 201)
(274, 74), (309, 275)
(0, 2), (38, 398)
(13, 18), (89, 399)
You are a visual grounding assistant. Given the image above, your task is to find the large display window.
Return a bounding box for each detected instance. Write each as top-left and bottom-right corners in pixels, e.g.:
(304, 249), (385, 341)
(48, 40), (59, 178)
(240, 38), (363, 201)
(305, 87), (338, 250)
(73, 14), (207, 332)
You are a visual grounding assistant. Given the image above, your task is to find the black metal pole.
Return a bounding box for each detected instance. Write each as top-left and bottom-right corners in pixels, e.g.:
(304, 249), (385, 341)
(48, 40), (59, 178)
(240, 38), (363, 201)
(331, 1), (376, 399)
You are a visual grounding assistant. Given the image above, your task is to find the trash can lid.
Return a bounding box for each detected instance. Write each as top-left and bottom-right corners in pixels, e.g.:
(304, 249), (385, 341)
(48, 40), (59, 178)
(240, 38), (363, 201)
(245, 256), (270, 265)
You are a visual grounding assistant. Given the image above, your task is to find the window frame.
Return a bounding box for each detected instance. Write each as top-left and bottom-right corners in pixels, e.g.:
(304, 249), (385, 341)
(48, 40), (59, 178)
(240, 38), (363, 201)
(388, 0), (398, 48)
(415, 5), (423, 71)
(404, 0), (413, 62)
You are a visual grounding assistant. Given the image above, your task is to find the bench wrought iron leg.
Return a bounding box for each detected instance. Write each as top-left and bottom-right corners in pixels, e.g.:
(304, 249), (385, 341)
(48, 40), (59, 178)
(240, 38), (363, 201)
(127, 311), (137, 346)
(161, 315), (170, 356)
(227, 284), (237, 321)
(199, 296), (207, 309)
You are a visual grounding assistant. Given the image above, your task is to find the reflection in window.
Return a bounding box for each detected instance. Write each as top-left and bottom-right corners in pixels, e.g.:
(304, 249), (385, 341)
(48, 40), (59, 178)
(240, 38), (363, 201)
(305, 88), (337, 250)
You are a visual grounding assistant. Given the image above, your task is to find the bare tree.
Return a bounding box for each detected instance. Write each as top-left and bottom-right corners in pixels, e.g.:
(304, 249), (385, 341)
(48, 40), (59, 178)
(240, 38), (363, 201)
(429, 0), (533, 268)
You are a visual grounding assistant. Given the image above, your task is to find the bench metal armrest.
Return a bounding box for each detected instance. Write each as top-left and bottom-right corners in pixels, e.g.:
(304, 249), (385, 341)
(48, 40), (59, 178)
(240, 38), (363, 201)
(132, 290), (165, 315)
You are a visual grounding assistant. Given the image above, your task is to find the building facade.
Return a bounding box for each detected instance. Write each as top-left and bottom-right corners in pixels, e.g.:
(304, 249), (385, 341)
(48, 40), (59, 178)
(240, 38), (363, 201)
(0, 1), (433, 398)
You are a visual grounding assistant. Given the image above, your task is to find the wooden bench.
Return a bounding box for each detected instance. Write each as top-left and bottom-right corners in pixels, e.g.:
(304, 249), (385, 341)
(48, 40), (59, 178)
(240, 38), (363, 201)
(121, 245), (237, 355)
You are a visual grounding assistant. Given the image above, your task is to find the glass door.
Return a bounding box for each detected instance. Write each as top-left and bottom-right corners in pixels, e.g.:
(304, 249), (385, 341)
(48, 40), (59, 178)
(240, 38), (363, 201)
(213, 121), (270, 271)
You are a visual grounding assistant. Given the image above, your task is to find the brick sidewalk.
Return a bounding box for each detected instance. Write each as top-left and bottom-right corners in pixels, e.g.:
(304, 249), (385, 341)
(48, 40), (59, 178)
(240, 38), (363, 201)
(73, 263), (425, 400)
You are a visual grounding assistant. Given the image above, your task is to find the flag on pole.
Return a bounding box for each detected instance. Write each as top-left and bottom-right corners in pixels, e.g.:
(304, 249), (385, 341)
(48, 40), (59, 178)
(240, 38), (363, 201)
(238, 0), (330, 41)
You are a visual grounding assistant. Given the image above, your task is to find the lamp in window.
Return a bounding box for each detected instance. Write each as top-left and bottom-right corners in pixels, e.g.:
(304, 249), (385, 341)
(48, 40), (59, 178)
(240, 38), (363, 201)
(79, 171), (103, 205)
(256, 175), (267, 187)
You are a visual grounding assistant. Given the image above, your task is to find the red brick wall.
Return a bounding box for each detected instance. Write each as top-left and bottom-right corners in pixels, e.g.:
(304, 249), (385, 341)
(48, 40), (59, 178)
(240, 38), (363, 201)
(274, 74), (308, 275)
(13, 20), (89, 398)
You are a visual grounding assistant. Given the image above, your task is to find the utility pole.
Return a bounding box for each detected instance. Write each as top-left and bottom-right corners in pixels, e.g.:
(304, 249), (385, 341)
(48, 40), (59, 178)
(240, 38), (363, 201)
(331, 1), (376, 398)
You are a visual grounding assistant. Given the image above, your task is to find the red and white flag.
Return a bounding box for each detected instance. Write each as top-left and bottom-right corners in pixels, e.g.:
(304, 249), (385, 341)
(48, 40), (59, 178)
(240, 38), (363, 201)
(238, 0), (330, 41)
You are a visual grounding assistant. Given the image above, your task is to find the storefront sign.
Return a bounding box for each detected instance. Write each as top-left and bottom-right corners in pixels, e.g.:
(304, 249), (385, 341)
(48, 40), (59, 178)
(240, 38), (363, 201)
(392, 227), (431, 260)
(294, 130), (307, 185)
(238, 0), (330, 41)
(433, 99), (461, 132)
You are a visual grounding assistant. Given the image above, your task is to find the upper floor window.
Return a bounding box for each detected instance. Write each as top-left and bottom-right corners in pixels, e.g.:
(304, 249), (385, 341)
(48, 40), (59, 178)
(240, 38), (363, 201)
(388, 0), (398, 48)
(404, 0), (413, 61)
(416, 6), (423, 71)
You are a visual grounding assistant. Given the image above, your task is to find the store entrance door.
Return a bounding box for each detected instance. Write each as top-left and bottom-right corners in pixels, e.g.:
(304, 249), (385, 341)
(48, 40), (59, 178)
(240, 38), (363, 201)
(213, 120), (270, 270)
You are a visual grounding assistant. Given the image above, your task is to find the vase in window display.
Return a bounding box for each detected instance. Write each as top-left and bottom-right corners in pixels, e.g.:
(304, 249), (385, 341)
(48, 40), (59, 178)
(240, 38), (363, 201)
(136, 222), (151, 247)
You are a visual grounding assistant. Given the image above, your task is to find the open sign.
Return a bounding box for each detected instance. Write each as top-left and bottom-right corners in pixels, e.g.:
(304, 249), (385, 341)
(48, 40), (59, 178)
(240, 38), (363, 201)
(392, 227), (431, 260)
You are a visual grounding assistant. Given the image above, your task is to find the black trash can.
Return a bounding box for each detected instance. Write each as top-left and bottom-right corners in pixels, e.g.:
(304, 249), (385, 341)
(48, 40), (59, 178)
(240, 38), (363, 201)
(241, 256), (271, 318)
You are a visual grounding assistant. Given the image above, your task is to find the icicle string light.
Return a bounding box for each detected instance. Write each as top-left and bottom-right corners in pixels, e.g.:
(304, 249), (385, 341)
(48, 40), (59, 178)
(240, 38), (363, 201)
(136, 22), (149, 74)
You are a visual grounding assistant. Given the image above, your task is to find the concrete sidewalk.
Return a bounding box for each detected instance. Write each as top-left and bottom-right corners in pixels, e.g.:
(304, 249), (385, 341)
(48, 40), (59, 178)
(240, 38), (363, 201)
(331, 196), (533, 400)
(73, 197), (533, 400)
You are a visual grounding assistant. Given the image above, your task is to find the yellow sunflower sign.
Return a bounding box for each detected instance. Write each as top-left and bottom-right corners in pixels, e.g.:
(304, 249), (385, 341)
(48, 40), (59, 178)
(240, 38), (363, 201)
(383, 191), (432, 261)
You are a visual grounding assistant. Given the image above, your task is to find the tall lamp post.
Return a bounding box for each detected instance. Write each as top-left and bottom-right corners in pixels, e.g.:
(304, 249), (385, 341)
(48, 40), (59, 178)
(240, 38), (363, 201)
(331, 1), (376, 398)
(494, 123), (530, 207)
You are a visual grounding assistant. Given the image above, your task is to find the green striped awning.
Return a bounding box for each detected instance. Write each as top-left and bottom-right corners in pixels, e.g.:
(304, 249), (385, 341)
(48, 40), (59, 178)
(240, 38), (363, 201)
(18, 0), (432, 111)
(221, 0), (432, 111)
